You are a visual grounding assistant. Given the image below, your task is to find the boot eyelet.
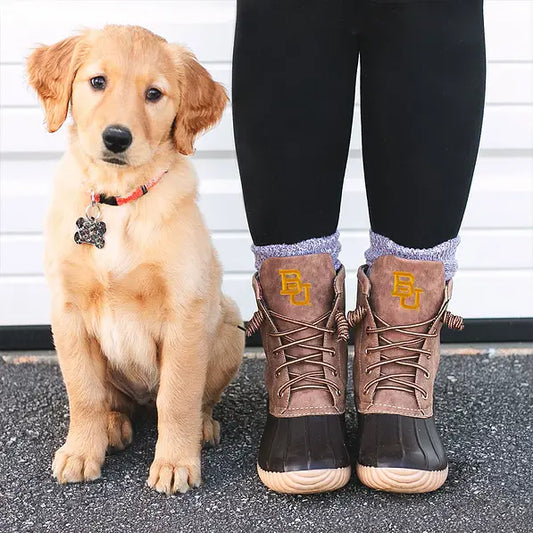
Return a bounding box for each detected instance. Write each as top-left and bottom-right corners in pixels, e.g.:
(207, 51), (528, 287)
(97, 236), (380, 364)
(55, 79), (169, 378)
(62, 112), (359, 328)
(277, 391), (283, 398)
(365, 368), (372, 375)
(336, 389), (341, 396)
(365, 327), (370, 334)
(422, 393), (428, 400)
(332, 370), (337, 376)
(425, 373), (431, 380)
(364, 349), (369, 355)
(275, 371), (281, 377)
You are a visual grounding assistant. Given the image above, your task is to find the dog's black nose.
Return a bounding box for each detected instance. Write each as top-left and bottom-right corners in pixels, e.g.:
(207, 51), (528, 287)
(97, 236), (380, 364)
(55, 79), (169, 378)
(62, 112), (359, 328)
(102, 125), (133, 153)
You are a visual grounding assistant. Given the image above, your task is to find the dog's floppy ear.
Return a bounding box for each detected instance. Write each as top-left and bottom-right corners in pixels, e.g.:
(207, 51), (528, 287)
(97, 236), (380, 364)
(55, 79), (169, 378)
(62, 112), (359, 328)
(170, 46), (228, 155)
(26, 36), (82, 132)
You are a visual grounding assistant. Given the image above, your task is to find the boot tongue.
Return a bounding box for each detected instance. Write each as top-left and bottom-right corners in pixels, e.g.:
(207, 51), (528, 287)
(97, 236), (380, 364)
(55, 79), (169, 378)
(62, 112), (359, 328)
(368, 255), (446, 407)
(259, 253), (336, 407)
(368, 255), (445, 328)
(259, 253), (336, 320)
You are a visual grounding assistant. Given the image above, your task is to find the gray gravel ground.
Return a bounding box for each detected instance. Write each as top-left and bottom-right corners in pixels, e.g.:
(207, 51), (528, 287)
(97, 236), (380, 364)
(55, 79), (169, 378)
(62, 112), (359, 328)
(1, 351), (531, 533)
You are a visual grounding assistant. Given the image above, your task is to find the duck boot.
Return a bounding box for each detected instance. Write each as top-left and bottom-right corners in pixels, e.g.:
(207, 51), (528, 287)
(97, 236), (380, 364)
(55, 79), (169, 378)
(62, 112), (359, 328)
(246, 253), (351, 494)
(349, 255), (464, 493)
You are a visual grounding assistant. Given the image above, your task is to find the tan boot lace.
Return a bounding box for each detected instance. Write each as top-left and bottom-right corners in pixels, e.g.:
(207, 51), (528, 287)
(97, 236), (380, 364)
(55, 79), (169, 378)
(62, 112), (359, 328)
(348, 300), (463, 399)
(246, 308), (348, 400)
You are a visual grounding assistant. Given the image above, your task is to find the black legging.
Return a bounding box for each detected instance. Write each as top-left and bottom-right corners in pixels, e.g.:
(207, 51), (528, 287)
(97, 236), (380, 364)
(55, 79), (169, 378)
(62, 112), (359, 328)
(232, 0), (486, 249)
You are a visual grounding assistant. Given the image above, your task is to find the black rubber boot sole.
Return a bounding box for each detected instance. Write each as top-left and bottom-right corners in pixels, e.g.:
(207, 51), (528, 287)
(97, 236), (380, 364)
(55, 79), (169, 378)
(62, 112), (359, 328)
(257, 414), (351, 494)
(356, 413), (448, 493)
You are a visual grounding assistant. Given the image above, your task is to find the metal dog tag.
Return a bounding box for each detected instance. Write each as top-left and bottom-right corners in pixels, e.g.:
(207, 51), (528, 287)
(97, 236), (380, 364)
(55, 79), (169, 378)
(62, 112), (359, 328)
(74, 200), (106, 249)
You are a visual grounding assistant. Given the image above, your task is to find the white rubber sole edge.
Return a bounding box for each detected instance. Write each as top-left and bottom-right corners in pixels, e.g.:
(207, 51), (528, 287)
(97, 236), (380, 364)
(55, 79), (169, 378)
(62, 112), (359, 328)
(257, 464), (352, 494)
(356, 464), (448, 493)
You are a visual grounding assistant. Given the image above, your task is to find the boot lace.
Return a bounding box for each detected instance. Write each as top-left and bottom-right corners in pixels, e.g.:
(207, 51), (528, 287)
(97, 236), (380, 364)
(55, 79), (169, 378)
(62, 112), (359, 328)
(348, 301), (463, 399)
(246, 308), (348, 399)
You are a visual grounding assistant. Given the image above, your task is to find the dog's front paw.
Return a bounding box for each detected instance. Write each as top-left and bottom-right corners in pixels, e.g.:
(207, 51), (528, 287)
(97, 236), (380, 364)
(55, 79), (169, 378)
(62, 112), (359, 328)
(52, 445), (103, 483)
(147, 458), (201, 495)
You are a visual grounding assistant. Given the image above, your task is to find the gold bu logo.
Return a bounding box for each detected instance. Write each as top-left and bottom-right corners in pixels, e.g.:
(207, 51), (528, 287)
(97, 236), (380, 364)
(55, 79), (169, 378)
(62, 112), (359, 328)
(391, 271), (423, 310)
(279, 269), (311, 306)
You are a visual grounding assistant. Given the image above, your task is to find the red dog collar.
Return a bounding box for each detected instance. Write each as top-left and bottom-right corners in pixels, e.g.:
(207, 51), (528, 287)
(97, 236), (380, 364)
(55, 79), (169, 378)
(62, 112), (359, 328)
(75, 169), (169, 249)
(93, 169), (168, 206)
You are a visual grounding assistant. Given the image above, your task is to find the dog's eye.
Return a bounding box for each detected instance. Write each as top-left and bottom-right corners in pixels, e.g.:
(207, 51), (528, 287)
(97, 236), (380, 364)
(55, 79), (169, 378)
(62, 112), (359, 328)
(90, 76), (106, 91)
(146, 88), (163, 102)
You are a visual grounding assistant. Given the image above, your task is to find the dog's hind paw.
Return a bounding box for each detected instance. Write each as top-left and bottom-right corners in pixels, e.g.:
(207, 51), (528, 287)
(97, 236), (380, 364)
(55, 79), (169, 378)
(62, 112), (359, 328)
(107, 411), (133, 451)
(147, 458), (201, 495)
(202, 415), (221, 448)
(52, 446), (103, 483)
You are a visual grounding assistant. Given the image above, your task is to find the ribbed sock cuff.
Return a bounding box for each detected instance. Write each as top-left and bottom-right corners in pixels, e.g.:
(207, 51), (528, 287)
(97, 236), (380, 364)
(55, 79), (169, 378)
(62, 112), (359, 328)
(252, 231), (341, 271)
(365, 231), (460, 280)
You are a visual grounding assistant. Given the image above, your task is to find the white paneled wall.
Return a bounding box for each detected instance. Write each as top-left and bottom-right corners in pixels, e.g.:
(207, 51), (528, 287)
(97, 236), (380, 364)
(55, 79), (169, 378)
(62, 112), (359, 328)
(0, 0), (532, 325)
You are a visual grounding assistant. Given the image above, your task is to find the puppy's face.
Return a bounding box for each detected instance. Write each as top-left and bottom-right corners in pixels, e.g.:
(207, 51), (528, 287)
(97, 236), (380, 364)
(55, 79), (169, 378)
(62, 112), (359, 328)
(27, 26), (227, 165)
(72, 30), (177, 167)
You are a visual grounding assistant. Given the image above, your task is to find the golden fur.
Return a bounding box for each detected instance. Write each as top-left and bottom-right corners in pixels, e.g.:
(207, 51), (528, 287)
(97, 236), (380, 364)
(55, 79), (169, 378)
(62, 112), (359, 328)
(27, 25), (244, 494)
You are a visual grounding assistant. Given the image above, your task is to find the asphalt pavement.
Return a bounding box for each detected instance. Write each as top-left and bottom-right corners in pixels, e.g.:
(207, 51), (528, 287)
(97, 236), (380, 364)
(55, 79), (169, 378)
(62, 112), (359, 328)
(0, 348), (531, 533)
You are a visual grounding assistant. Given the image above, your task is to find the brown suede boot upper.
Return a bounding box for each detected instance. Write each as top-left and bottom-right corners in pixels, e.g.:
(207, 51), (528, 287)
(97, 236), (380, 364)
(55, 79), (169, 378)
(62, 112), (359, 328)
(353, 255), (462, 418)
(250, 253), (348, 418)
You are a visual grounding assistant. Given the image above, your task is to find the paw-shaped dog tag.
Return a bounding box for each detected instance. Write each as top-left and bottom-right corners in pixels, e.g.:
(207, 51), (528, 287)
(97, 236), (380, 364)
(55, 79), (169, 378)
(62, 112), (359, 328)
(74, 217), (106, 249)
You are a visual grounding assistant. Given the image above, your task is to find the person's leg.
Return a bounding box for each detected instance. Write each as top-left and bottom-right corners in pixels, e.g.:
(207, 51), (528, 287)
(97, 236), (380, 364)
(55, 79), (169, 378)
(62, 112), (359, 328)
(352, 0), (486, 493)
(361, 0), (485, 250)
(233, 0), (359, 494)
(233, 0), (358, 248)
(360, 0), (485, 254)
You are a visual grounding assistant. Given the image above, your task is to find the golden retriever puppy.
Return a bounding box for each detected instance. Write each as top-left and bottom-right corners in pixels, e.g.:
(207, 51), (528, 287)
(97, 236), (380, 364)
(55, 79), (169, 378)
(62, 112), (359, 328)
(26, 25), (244, 494)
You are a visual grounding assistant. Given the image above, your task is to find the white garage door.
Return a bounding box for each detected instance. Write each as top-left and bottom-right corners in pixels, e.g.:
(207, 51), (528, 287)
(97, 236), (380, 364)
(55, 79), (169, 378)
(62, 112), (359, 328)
(1, 0), (532, 326)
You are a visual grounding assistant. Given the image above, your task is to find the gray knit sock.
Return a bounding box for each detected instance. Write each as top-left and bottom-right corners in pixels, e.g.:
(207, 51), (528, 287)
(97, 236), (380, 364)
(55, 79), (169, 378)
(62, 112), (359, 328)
(365, 231), (460, 280)
(252, 231), (341, 271)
